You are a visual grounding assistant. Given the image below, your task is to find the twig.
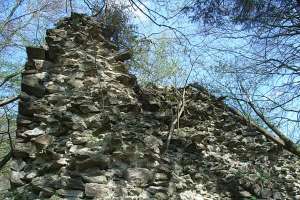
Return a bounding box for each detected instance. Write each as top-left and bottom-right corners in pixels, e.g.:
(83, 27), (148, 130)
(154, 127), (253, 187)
(0, 151), (12, 170)
(164, 99), (185, 153)
(0, 0), (24, 32)
(239, 83), (300, 157)
(0, 108), (14, 169)
(128, 0), (190, 45)
(4, 108), (14, 153)
(0, 96), (19, 107)
(163, 54), (200, 153)
(0, 71), (21, 88)
(69, 0), (73, 13)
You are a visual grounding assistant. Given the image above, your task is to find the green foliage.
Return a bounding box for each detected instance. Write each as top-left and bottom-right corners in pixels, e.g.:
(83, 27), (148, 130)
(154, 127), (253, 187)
(130, 36), (181, 86)
(0, 141), (10, 175)
(92, 1), (137, 49)
(184, 0), (299, 29)
(4, 190), (27, 200)
(0, 111), (16, 177)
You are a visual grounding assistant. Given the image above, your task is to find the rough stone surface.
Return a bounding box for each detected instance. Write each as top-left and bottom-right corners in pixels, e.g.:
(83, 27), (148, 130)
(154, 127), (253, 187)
(9, 13), (300, 200)
(126, 168), (153, 187)
(0, 176), (11, 191)
(85, 183), (110, 198)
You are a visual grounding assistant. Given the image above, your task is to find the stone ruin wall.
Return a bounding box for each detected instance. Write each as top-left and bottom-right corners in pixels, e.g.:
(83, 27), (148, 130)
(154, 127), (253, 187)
(9, 13), (300, 200)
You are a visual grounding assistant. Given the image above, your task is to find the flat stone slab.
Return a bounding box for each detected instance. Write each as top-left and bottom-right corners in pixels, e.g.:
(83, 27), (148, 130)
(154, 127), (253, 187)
(26, 47), (46, 60)
(56, 189), (83, 198)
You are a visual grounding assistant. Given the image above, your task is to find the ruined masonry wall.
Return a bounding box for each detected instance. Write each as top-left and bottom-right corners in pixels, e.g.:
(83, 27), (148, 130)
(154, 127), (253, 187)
(10, 13), (300, 200)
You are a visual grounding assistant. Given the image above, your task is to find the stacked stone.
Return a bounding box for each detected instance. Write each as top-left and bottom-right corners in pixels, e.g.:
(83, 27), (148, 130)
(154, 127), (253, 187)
(138, 85), (300, 199)
(9, 13), (300, 200)
(11, 13), (144, 199)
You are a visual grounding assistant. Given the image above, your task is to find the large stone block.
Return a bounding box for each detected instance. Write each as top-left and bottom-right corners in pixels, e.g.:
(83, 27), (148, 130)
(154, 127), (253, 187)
(26, 47), (46, 60)
(22, 128), (45, 138)
(19, 100), (48, 117)
(19, 100), (34, 117)
(21, 74), (45, 98)
(13, 142), (36, 158)
(17, 114), (33, 127)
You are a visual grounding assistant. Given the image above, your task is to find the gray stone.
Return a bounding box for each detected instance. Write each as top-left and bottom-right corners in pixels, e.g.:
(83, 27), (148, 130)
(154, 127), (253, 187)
(82, 175), (108, 184)
(79, 104), (100, 113)
(38, 187), (55, 198)
(126, 168), (153, 187)
(0, 176), (11, 191)
(154, 192), (168, 200)
(154, 173), (169, 181)
(295, 195), (300, 200)
(55, 158), (68, 167)
(115, 73), (136, 86)
(144, 135), (163, 154)
(31, 175), (59, 191)
(273, 192), (282, 199)
(21, 74), (45, 97)
(71, 147), (94, 158)
(191, 132), (207, 143)
(45, 82), (65, 93)
(239, 191), (252, 198)
(31, 134), (54, 149)
(179, 190), (204, 200)
(261, 189), (272, 198)
(56, 189), (83, 198)
(147, 186), (168, 194)
(23, 128), (45, 138)
(14, 142), (36, 158)
(47, 94), (67, 105)
(33, 59), (53, 71)
(25, 171), (38, 181)
(76, 155), (110, 170)
(10, 171), (25, 186)
(51, 28), (67, 37)
(60, 176), (85, 190)
(68, 78), (84, 89)
(10, 159), (26, 171)
(72, 136), (88, 145)
(139, 190), (152, 199)
(85, 183), (110, 198)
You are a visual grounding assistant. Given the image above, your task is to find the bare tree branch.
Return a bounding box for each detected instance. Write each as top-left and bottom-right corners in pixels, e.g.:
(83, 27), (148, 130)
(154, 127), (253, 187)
(0, 71), (21, 88)
(239, 84), (300, 157)
(0, 151), (12, 170)
(0, 96), (19, 107)
(4, 108), (14, 152)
